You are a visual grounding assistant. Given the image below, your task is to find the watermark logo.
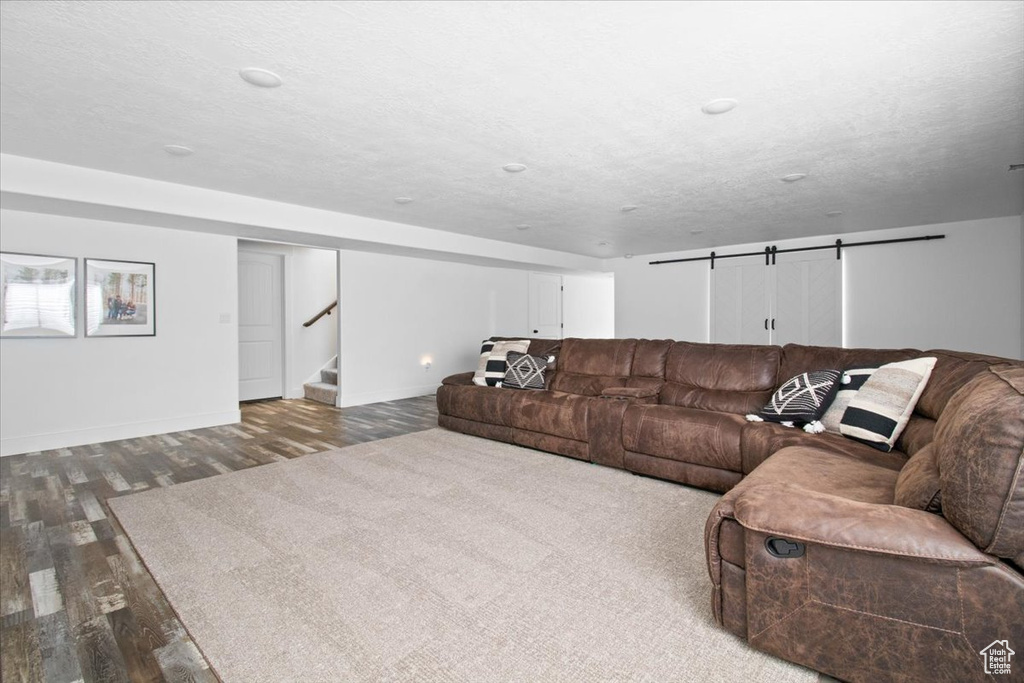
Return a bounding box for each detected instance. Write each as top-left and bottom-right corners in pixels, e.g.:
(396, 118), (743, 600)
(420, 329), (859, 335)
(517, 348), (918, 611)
(979, 640), (1015, 675)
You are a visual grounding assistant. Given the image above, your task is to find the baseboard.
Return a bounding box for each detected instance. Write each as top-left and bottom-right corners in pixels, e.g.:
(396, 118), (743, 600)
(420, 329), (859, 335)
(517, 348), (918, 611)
(0, 409), (242, 457)
(339, 383), (439, 408)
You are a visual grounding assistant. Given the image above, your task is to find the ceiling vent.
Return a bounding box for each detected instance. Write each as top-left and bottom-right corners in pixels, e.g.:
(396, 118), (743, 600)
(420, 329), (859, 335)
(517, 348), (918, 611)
(1009, 163), (1024, 171)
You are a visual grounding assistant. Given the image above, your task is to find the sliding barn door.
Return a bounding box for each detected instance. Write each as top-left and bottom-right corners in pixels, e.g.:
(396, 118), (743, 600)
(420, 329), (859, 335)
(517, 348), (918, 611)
(711, 256), (771, 345)
(772, 251), (842, 347)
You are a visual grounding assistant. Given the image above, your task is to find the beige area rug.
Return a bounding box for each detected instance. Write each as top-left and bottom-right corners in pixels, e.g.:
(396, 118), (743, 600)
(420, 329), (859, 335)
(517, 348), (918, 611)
(110, 428), (815, 683)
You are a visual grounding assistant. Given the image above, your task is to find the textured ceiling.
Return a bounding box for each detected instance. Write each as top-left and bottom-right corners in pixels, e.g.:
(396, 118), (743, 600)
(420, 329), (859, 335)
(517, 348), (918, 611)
(1, 1), (1022, 257)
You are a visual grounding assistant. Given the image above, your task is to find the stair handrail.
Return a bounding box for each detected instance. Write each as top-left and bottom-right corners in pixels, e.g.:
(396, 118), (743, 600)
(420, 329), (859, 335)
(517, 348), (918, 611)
(303, 300), (337, 328)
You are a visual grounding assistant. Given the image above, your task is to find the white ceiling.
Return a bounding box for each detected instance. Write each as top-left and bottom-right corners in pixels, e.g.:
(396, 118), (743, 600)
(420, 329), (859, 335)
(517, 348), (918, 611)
(1, 1), (1022, 258)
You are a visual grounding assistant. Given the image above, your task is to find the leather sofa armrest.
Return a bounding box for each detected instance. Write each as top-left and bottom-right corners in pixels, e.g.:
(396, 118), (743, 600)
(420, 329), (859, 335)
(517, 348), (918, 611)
(441, 372), (476, 387)
(732, 483), (994, 566)
(600, 386), (658, 400)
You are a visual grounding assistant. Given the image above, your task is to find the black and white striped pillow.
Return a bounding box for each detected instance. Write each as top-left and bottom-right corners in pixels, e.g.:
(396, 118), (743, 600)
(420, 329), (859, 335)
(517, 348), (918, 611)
(472, 339), (530, 387)
(840, 357), (936, 452)
(503, 351), (546, 390)
(820, 367), (877, 433)
(752, 370), (842, 426)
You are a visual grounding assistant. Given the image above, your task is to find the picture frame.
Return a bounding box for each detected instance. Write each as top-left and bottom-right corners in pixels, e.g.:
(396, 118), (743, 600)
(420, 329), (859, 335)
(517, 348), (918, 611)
(84, 258), (156, 337)
(0, 251), (78, 338)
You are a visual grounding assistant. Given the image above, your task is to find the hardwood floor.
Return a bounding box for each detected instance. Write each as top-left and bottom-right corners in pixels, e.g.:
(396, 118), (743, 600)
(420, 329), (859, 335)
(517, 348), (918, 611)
(0, 395), (438, 683)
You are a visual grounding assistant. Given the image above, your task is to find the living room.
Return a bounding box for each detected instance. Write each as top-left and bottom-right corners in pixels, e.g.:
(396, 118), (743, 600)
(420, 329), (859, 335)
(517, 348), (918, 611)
(1, 2), (1022, 682)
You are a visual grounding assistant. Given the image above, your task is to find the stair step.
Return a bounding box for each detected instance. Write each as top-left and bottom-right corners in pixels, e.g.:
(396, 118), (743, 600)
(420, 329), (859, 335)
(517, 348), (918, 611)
(303, 381), (338, 406)
(320, 368), (338, 384)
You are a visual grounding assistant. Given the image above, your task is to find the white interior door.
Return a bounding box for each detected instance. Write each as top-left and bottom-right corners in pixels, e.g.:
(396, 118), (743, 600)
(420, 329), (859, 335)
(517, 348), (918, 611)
(238, 251), (284, 401)
(711, 257), (771, 344)
(529, 273), (563, 338)
(771, 251), (842, 346)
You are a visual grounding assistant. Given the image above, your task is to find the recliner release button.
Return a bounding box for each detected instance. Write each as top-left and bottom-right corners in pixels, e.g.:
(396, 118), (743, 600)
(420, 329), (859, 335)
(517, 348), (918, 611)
(765, 537), (806, 558)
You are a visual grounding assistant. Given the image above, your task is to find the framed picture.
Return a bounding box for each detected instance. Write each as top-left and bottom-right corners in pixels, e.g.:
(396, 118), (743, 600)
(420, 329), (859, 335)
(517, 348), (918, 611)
(85, 258), (155, 337)
(0, 252), (77, 338)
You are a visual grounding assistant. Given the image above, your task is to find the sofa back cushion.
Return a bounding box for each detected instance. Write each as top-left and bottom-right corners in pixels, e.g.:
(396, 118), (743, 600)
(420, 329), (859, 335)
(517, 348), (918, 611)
(934, 364), (1024, 564)
(779, 344), (919, 381)
(548, 338), (636, 396)
(660, 342), (781, 414)
(627, 339), (673, 394)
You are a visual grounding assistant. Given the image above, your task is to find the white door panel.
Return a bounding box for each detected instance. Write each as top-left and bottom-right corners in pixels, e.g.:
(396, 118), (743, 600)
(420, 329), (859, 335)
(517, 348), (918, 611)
(711, 257), (770, 344)
(771, 251), (842, 347)
(529, 273), (563, 338)
(238, 252), (284, 401)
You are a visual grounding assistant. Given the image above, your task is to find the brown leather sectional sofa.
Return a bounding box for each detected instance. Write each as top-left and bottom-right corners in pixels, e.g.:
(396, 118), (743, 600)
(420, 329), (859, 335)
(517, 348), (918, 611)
(436, 337), (1024, 682)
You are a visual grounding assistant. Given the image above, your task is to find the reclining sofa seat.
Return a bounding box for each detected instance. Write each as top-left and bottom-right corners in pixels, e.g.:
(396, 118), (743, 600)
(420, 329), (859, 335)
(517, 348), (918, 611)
(705, 353), (1024, 683)
(436, 338), (647, 461)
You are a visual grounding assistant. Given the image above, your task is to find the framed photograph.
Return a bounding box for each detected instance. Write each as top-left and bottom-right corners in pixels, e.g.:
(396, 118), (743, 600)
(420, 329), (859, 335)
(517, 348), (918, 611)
(85, 258), (155, 337)
(0, 252), (77, 338)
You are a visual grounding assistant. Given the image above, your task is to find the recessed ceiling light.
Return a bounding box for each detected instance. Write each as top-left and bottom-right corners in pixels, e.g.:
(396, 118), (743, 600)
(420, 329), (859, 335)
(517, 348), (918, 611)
(825, 210), (844, 217)
(624, 254), (634, 259)
(502, 163), (527, 173)
(620, 205), (638, 212)
(516, 224), (531, 231)
(394, 197), (414, 204)
(239, 67), (282, 88)
(701, 98), (738, 115)
(163, 145), (194, 156)
(781, 173), (808, 183)
(690, 229), (704, 235)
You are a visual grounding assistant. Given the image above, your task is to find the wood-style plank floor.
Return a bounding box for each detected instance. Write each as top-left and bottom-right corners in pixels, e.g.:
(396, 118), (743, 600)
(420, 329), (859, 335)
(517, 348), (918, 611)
(0, 395), (438, 683)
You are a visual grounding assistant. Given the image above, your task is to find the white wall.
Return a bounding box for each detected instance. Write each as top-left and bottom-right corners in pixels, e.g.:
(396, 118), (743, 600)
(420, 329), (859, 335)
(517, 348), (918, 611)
(612, 216), (1023, 359)
(563, 274), (616, 338)
(338, 251), (530, 406)
(0, 209), (239, 456)
(239, 241), (337, 397)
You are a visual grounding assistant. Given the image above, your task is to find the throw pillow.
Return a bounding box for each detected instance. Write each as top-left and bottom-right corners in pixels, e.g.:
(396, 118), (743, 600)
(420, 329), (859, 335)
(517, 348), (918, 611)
(472, 339), (530, 387)
(503, 351), (546, 390)
(746, 370), (842, 428)
(840, 357), (937, 452)
(819, 367), (877, 434)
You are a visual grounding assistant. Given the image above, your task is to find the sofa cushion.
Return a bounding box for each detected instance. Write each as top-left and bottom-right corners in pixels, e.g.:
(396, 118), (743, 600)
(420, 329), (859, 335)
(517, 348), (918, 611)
(740, 421), (908, 475)
(730, 446), (900, 506)
(840, 357), (936, 452)
(623, 404), (746, 472)
(660, 342), (781, 414)
(894, 444), (942, 513)
(557, 338), (637, 376)
(510, 390), (590, 442)
(935, 364), (1024, 563)
(779, 344), (918, 384)
(917, 349), (1008, 420)
(436, 384), (517, 427)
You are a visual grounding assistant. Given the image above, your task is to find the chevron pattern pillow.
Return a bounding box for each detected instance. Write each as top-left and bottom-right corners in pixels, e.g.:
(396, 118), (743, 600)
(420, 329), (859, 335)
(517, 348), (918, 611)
(503, 351), (546, 390)
(750, 369), (842, 427)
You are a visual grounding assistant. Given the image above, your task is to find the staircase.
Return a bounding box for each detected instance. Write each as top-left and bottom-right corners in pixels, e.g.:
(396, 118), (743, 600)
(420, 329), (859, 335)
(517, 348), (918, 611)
(303, 359), (338, 406)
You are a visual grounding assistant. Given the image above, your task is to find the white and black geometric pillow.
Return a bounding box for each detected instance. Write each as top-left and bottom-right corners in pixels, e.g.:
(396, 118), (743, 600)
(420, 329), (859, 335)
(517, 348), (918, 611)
(503, 351), (546, 390)
(820, 367), (877, 433)
(840, 357), (937, 452)
(750, 370), (842, 426)
(472, 339), (530, 387)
